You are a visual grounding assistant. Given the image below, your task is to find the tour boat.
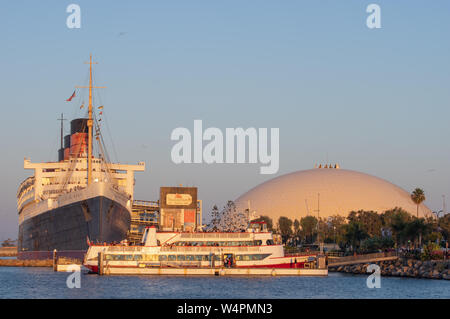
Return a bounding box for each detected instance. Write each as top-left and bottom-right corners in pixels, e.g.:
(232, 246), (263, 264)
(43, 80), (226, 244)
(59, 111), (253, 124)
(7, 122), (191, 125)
(83, 221), (318, 273)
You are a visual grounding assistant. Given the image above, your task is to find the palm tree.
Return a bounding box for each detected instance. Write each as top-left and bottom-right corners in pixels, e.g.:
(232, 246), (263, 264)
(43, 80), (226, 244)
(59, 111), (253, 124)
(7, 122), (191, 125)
(411, 188), (426, 218)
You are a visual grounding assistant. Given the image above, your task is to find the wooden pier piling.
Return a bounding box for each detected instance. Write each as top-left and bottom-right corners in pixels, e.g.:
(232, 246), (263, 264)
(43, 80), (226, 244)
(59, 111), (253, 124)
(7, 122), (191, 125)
(98, 252), (104, 276)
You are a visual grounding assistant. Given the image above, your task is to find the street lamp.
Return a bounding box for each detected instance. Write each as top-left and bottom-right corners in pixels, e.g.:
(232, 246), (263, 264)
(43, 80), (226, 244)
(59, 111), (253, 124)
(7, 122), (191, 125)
(333, 226), (336, 245)
(432, 210), (444, 220)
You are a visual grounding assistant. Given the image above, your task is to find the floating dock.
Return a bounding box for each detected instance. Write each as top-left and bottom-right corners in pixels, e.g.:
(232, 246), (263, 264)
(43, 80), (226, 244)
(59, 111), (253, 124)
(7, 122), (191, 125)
(97, 266), (327, 276)
(0, 247), (17, 257)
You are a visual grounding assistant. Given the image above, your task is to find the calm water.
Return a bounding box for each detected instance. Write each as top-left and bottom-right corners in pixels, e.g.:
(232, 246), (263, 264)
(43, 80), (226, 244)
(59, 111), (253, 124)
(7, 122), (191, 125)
(0, 267), (448, 299)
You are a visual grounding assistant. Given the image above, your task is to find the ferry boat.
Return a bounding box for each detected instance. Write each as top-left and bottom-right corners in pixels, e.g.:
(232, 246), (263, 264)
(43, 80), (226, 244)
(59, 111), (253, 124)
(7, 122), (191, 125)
(84, 221), (318, 273)
(16, 56), (145, 259)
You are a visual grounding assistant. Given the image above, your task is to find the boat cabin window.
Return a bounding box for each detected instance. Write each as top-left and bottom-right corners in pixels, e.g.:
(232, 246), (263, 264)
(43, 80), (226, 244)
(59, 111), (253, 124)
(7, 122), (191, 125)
(235, 254), (269, 261)
(143, 254), (158, 261)
(159, 255), (167, 261)
(266, 239), (274, 245)
(168, 255), (176, 261)
(250, 222), (268, 232)
(177, 255), (185, 261)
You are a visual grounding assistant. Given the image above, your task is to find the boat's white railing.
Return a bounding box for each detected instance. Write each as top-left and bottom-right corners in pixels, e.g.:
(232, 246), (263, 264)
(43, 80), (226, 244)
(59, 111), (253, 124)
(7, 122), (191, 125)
(179, 232), (251, 239)
(160, 246), (261, 253)
(102, 244), (263, 253)
(133, 200), (159, 208)
(105, 246), (143, 252)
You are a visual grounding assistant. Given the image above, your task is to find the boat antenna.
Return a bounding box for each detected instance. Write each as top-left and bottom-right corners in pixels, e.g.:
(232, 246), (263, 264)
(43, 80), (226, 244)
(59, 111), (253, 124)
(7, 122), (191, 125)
(76, 54), (105, 185)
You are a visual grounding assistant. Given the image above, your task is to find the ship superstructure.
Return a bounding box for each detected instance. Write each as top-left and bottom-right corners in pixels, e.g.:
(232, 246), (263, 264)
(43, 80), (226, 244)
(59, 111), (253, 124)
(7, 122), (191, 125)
(16, 55), (145, 256)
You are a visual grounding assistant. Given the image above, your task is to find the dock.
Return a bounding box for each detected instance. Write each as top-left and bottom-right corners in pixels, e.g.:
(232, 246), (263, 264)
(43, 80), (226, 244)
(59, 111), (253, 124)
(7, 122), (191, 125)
(0, 259), (52, 267)
(98, 266), (328, 276)
(328, 251), (398, 267)
(0, 247), (17, 257)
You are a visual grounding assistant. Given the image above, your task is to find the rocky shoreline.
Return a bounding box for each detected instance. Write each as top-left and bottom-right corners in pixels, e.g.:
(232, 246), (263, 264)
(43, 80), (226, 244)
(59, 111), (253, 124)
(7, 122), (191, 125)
(329, 259), (450, 280)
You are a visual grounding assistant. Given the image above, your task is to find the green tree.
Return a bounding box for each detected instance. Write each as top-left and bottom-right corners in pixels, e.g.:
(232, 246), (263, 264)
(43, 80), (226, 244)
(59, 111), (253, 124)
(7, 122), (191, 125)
(327, 215), (346, 245)
(208, 205), (221, 232)
(361, 236), (395, 252)
(253, 215), (273, 231)
(382, 207), (412, 247)
(278, 216), (293, 243)
(293, 219), (300, 236)
(411, 188), (426, 218)
(347, 210), (383, 237)
(300, 216), (318, 244)
(404, 218), (430, 247)
(343, 221), (368, 252)
(438, 214), (450, 241)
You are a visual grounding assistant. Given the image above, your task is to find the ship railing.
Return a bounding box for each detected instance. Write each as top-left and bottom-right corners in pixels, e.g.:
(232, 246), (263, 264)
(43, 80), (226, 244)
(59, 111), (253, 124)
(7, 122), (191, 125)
(133, 200), (159, 208)
(179, 233), (251, 239)
(160, 246), (261, 253)
(284, 251), (321, 257)
(105, 246), (143, 252)
(330, 251), (397, 263)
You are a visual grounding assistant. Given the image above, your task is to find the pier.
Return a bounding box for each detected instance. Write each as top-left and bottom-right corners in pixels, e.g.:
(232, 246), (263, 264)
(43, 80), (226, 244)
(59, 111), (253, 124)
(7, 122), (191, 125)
(98, 266), (328, 276)
(0, 259), (52, 267)
(328, 252), (398, 267)
(0, 247), (17, 257)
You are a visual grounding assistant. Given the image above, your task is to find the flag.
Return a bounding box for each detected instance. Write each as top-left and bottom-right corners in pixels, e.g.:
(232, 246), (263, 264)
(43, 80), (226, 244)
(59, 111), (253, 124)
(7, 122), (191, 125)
(98, 105), (103, 110)
(80, 102), (84, 109)
(99, 111), (103, 115)
(66, 91), (76, 102)
(86, 236), (90, 246)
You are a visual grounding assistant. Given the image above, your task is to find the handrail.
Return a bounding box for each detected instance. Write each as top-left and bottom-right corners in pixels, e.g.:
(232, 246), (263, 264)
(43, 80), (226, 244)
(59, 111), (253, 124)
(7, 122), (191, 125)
(160, 246), (261, 253)
(330, 251), (397, 263)
(133, 200), (159, 207)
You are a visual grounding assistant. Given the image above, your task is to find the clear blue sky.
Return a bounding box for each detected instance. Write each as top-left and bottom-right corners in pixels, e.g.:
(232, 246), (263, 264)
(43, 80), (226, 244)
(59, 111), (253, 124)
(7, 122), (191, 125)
(1, 1), (449, 240)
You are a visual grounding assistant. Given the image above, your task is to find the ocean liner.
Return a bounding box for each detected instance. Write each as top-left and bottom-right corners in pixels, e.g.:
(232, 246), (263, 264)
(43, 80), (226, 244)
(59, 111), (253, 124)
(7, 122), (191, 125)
(16, 55), (145, 259)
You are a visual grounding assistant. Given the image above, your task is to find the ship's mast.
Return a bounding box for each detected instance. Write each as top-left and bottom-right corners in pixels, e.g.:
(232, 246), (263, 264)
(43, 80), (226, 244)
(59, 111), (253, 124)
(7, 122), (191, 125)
(87, 55), (94, 185)
(76, 54), (105, 185)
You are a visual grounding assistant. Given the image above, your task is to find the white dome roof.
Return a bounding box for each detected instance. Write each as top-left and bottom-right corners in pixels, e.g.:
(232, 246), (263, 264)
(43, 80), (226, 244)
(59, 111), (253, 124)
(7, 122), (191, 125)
(235, 168), (431, 221)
